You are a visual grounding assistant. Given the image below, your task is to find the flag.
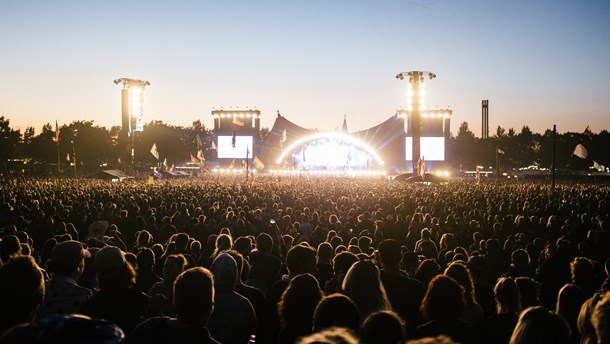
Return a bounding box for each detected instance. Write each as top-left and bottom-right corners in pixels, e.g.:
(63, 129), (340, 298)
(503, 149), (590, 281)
(583, 126), (592, 140)
(190, 153), (199, 164)
(419, 157), (426, 180)
(228, 159), (235, 170)
(197, 149), (205, 161)
(280, 129), (287, 147)
(53, 121), (59, 142)
(66, 153), (70, 162)
(232, 131), (236, 148)
(253, 156), (265, 170)
(211, 141), (217, 151)
(497, 148), (505, 154)
(163, 158), (168, 168)
(573, 144), (588, 159)
(150, 143), (159, 160)
(193, 133), (202, 148)
(233, 117), (245, 127)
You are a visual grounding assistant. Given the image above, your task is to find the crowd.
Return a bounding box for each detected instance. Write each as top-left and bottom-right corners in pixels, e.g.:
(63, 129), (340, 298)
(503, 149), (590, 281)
(1, 176), (610, 344)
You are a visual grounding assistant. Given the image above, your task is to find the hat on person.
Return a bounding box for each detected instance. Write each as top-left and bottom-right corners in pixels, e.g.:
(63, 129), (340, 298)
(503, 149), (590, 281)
(94, 246), (126, 275)
(47, 240), (91, 274)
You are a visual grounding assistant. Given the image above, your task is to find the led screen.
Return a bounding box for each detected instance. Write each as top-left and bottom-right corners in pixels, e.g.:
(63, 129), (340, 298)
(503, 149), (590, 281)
(217, 136), (253, 159)
(405, 137), (445, 161)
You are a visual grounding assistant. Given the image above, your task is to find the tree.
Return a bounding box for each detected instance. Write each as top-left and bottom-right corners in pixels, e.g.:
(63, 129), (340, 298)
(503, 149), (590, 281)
(457, 121), (475, 140)
(495, 126), (506, 138)
(0, 116), (21, 168)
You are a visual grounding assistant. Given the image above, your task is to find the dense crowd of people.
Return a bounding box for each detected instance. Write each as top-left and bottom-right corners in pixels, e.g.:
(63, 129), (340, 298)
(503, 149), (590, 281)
(1, 176), (610, 343)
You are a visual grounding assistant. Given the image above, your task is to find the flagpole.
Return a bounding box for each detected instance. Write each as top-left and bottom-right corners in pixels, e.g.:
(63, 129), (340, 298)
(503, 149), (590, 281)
(71, 140), (77, 178)
(56, 136), (60, 175)
(495, 146), (498, 183)
(246, 147), (250, 183)
(551, 124), (557, 203)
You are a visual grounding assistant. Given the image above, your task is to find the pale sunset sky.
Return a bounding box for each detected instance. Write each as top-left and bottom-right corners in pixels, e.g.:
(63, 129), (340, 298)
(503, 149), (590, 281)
(1, 0), (609, 136)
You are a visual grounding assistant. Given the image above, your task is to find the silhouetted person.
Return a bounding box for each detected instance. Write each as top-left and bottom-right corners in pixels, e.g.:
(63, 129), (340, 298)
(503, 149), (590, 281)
(0, 255), (45, 336)
(342, 260), (392, 319)
(208, 253), (258, 344)
(556, 283), (586, 343)
(378, 239), (425, 336)
(480, 277), (521, 344)
(37, 240), (92, 319)
(415, 275), (477, 344)
(80, 245), (150, 334)
(134, 248), (161, 294)
(278, 273), (324, 344)
(509, 306), (570, 344)
(360, 310), (406, 344)
(313, 293), (360, 334)
(128, 267), (219, 343)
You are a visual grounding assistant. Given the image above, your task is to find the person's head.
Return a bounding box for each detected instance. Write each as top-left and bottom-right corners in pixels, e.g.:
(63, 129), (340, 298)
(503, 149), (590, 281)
(313, 293), (360, 333)
(46, 240), (90, 278)
(0, 235), (21, 263)
(256, 232), (273, 254)
(94, 245), (135, 290)
(444, 262), (476, 306)
(332, 251), (359, 276)
(511, 249), (530, 268)
(136, 248), (155, 270)
(286, 244), (317, 277)
(136, 230), (152, 248)
(510, 306), (570, 344)
(173, 267), (215, 326)
(342, 260), (391, 318)
(234, 236), (252, 257)
(516, 277), (541, 309)
(278, 273), (324, 329)
(358, 236), (373, 253)
(571, 257), (595, 285)
(415, 258), (441, 287)
(578, 293), (603, 344)
(163, 254), (187, 285)
(556, 283), (586, 330)
(317, 242), (334, 263)
(495, 277), (521, 314)
(175, 233), (190, 252)
(214, 233), (233, 256)
(378, 239), (402, 269)
(421, 275), (465, 321)
(297, 327), (359, 344)
(360, 310), (405, 344)
(0, 314), (124, 344)
(592, 291), (610, 344)
(210, 252), (238, 292)
(0, 255), (45, 330)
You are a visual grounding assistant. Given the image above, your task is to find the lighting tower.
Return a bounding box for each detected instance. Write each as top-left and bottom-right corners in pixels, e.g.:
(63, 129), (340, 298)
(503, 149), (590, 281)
(114, 78), (151, 171)
(396, 71), (436, 174)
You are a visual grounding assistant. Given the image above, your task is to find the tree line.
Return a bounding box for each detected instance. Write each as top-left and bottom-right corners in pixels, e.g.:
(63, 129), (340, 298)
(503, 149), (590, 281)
(0, 116), (607, 174)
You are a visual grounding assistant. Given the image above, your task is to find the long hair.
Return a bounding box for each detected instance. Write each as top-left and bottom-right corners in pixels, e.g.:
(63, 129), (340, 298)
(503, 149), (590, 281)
(342, 260), (391, 318)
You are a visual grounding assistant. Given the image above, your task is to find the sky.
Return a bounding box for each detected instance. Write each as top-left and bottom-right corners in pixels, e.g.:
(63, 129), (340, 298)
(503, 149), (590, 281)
(1, 0), (609, 137)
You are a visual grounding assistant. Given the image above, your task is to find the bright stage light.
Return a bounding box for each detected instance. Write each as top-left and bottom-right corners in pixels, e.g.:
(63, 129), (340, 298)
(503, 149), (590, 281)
(275, 132), (384, 166)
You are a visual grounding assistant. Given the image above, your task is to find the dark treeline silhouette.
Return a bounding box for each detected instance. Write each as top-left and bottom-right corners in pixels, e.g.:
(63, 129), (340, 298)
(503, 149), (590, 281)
(1, 116), (608, 173)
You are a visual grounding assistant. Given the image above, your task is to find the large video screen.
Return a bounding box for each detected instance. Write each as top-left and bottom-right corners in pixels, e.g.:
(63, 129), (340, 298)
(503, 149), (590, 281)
(406, 137), (445, 161)
(217, 136), (253, 159)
